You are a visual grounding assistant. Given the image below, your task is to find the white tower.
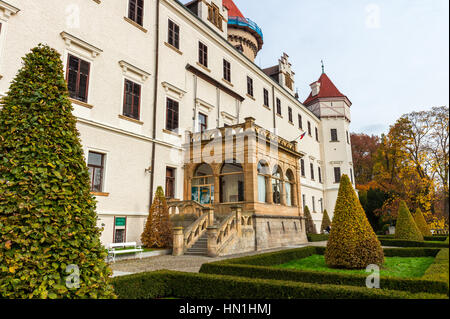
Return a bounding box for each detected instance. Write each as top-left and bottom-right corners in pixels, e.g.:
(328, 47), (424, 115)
(304, 69), (355, 220)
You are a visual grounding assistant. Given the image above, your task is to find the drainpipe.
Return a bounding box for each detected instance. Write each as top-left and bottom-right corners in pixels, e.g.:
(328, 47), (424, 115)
(149, 0), (160, 206)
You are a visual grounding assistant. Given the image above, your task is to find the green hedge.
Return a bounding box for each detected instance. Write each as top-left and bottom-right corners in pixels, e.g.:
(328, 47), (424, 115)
(423, 249), (449, 283)
(379, 238), (449, 248)
(113, 270), (446, 299)
(200, 247), (447, 295)
(307, 234), (329, 242)
(378, 235), (449, 242)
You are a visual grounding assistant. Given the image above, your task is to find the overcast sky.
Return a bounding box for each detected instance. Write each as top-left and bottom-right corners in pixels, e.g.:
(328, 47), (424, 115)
(185, 0), (449, 136)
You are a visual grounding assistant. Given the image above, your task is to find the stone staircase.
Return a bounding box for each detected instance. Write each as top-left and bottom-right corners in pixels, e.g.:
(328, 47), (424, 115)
(185, 233), (208, 256)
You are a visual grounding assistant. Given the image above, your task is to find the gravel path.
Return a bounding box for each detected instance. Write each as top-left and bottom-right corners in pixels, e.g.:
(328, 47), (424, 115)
(110, 242), (326, 276)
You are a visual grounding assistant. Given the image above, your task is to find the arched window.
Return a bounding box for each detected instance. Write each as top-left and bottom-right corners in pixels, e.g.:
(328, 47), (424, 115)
(257, 161), (270, 203)
(220, 160), (244, 203)
(272, 165), (283, 204)
(192, 164), (214, 205)
(285, 169), (295, 207)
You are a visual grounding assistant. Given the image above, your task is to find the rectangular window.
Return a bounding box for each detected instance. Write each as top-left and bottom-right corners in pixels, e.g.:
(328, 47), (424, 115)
(334, 167), (341, 183)
(347, 130), (350, 144)
(276, 98), (281, 115)
(247, 76), (253, 96)
(166, 98), (179, 132)
(300, 159), (305, 177)
(298, 114), (303, 129)
(331, 129), (338, 142)
(350, 168), (354, 184)
(318, 167), (322, 183)
(67, 54), (90, 103)
(123, 79), (141, 120)
(288, 107), (293, 123)
(302, 194), (306, 210)
(308, 121), (312, 136)
(168, 19), (180, 49)
(166, 167), (176, 199)
(198, 112), (207, 133)
(198, 42), (208, 68)
(315, 127), (319, 142)
(312, 196), (315, 212)
(128, 0), (144, 26)
(263, 89), (269, 107)
(88, 152), (105, 192)
(207, 3), (222, 30)
(310, 163), (314, 180)
(223, 59), (231, 82)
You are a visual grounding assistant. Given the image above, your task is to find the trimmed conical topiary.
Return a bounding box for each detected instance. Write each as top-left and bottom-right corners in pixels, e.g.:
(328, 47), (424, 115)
(320, 209), (332, 233)
(395, 201), (424, 241)
(413, 208), (432, 237)
(0, 45), (115, 298)
(141, 186), (173, 248)
(304, 206), (317, 235)
(325, 175), (384, 269)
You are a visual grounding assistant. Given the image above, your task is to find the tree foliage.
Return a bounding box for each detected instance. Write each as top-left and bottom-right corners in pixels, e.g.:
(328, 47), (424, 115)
(325, 175), (384, 269)
(303, 206), (317, 235)
(0, 45), (115, 299)
(141, 186), (173, 248)
(395, 201), (424, 241)
(320, 210), (331, 233)
(350, 133), (380, 185)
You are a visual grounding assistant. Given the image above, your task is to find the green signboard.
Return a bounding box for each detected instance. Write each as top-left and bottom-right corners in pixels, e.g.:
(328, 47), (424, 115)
(115, 217), (126, 227)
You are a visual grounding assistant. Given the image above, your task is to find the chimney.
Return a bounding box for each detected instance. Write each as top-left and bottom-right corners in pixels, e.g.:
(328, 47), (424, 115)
(310, 81), (321, 97)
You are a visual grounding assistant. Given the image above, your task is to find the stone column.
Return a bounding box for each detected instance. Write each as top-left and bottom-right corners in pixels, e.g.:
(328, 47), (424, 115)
(172, 227), (184, 256)
(232, 206), (242, 236)
(204, 207), (214, 226)
(266, 177), (273, 204)
(280, 179), (286, 206)
(214, 175), (220, 205)
(207, 226), (218, 257)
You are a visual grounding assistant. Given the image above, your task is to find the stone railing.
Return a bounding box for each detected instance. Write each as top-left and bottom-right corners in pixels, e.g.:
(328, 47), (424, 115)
(172, 208), (214, 256)
(206, 206), (243, 257)
(167, 199), (206, 218)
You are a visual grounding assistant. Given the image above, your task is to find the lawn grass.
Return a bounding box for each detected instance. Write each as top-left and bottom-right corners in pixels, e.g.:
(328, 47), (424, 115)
(276, 255), (435, 278)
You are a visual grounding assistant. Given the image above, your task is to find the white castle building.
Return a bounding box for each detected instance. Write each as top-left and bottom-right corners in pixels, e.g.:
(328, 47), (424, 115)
(0, 0), (355, 255)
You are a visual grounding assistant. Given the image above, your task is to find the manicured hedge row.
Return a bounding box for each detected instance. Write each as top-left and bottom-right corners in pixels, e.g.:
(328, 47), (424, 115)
(378, 235), (449, 242)
(307, 234), (329, 242)
(219, 246), (439, 267)
(199, 247), (448, 295)
(379, 238), (449, 248)
(112, 270), (447, 299)
(423, 249), (449, 283)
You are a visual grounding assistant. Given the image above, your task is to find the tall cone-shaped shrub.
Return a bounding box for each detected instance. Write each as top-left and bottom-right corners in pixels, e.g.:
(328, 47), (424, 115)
(325, 175), (384, 269)
(320, 209), (332, 233)
(413, 208), (432, 237)
(0, 45), (115, 298)
(395, 201), (424, 241)
(141, 186), (173, 248)
(303, 206), (317, 235)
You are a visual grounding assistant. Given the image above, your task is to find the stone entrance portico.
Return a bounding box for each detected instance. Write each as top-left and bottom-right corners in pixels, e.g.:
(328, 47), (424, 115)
(172, 117), (308, 256)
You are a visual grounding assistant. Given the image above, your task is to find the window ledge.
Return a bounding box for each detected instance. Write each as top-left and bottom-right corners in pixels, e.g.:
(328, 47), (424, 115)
(262, 104), (271, 111)
(221, 78), (233, 87)
(123, 17), (148, 33)
(119, 114), (144, 125)
(91, 192), (109, 197)
(330, 140), (340, 143)
(276, 113), (283, 119)
(288, 121), (294, 126)
(164, 42), (183, 55)
(196, 62), (211, 73)
(93, 0), (101, 3)
(163, 129), (182, 138)
(246, 93), (255, 101)
(69, 98), (94, 109)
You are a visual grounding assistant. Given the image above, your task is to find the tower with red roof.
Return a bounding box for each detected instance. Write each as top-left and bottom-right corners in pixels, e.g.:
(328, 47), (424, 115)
(304, 69), (355, 219)
(223, 0), (263, 61)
